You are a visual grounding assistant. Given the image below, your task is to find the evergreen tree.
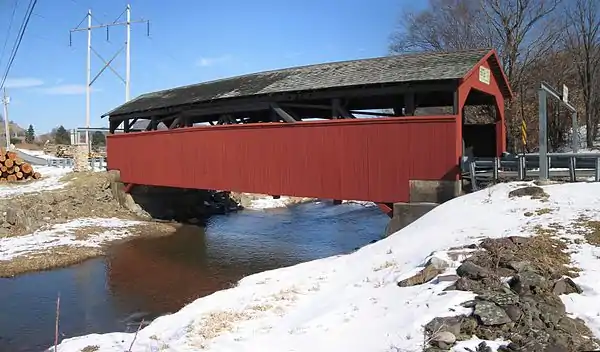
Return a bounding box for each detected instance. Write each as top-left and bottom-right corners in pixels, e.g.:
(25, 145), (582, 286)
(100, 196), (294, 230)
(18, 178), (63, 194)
(54, 125), (71, 145)
(25, 124), (35, 143)
(92, 131), (106, 147)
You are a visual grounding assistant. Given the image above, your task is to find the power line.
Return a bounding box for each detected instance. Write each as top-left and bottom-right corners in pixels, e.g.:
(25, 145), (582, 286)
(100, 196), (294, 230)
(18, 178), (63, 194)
(69, 4), (150, 151)
(0, 0), (20, 68)
(0, 0), (38, 90)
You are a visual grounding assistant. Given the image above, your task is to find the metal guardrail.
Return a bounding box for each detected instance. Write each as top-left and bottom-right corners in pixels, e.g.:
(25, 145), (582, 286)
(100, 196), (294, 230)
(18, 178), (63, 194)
(46, 157), (107, 170)
(467, 153), (600, 191)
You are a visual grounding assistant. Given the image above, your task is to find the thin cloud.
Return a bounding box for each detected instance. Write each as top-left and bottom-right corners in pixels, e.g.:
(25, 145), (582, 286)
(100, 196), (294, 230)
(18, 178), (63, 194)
(39, 84), (100, 95)
(4, 77), (44, 89)
(196, 55), (233, 67)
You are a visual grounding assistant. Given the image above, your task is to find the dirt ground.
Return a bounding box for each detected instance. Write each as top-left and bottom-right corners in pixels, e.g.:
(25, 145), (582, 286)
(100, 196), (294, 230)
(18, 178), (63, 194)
(0, 171), (180, 277)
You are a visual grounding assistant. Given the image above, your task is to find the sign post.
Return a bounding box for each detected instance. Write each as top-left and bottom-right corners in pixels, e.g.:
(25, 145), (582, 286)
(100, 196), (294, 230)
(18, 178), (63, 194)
(538, 82), (578, 181)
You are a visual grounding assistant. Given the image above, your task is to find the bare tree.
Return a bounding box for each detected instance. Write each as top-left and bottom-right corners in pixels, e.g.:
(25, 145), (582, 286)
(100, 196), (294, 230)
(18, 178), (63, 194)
(389, 0), (564, 152)
(564, 0), (600, 148)
(390, 0), (492, 53)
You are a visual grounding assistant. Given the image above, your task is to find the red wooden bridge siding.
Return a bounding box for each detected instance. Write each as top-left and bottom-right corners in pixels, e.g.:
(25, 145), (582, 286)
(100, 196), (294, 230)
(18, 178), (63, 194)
(107, 116), (459, 203)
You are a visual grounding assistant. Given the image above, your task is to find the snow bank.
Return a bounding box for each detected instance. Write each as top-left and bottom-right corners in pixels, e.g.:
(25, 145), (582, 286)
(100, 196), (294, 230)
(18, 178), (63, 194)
(248, 196), (373, 210)
(54, 182), (600, 352)
(0, 166), (72, 198)
(246, 196), (315, 209)
(17, 148), (61, 160)
(0, 218), (143, 261)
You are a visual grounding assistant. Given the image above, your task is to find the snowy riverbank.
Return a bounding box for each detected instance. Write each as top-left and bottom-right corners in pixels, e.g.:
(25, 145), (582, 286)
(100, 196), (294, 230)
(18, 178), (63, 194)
(0, 167), (176, 276)
(52, 181), (600, 351)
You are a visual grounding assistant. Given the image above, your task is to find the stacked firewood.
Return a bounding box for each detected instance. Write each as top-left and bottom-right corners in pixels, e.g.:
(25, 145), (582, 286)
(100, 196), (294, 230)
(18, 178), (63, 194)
(0, 148), (41, 182)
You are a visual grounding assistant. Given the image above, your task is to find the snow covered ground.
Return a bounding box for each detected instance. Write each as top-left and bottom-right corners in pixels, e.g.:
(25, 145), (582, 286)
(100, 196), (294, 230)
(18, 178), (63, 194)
(0, 165), (72, 198)
(0, 218), (143, 261)
(52, 181), (600, 352)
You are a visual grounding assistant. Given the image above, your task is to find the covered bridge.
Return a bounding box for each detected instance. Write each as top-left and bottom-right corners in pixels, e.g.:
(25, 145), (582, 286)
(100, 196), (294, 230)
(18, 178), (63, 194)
(104, 48), (512, 205)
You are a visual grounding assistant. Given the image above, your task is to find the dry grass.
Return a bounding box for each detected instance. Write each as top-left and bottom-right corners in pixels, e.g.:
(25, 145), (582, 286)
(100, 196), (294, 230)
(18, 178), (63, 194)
(0, 245), (103, 277)
(527, 225), (580, 278)
(79, 346), (99, 352)
(193, 310), (253, 348)
(0, 222), (176, 277)
(572, 215), (600, 246)
(373, 260), (397, 271)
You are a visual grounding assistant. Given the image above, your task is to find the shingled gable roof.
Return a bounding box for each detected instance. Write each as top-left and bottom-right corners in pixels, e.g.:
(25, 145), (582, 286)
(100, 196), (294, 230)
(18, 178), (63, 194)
(104, 48), (510, 118)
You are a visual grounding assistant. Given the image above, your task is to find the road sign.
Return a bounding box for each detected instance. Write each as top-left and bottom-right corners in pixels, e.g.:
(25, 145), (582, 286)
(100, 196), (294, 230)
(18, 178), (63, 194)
(563, 84), (569, 103)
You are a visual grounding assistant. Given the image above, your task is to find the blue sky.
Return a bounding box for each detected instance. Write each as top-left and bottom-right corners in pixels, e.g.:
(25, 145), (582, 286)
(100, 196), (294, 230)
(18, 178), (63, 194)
(0, 0), (422, 133)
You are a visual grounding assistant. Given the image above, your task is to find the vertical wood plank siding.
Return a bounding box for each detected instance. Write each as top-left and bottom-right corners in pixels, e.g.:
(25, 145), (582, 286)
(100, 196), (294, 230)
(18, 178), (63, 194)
(107, 116), (458, 203)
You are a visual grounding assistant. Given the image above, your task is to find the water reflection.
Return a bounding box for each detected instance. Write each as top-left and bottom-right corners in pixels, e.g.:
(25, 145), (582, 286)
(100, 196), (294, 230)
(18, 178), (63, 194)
(0, 202), (388, 351)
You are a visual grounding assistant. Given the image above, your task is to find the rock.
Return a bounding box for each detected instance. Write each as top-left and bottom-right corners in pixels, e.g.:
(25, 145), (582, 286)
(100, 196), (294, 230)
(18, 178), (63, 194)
(437, 274), (460, 282)
(474, 301), (512, 325)
(552, 277), (583, 295)
(543, 343), (569, 352)
(508, 236), (530, 245)
(398, 264), (442, 287)
(456, 261), (490, 280)
(425, 316), (464, 336)
(481, 237), (515, 250)
(477, 292), (519, 305)
(507, 260), (533, 272)
(503, 305), (523, 321)
(430, 331), (456, 348)
(497, 343), (520, 352)
(427, 256), (449, 270)
(5, 208), (19, 225)
(5, 207), (32, 231)
(475, 341), (493, 352)
(460, 300), (477, 308)
(508, 186), (548, 199)
(510, 271), (548, 294)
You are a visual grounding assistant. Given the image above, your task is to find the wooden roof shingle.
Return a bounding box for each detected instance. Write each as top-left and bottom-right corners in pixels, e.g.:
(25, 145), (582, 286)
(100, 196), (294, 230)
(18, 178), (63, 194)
(105, 48), (508, 118)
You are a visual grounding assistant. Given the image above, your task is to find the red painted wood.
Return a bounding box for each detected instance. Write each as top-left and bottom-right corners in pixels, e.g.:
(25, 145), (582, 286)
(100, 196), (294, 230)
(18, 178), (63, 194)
(459, 52), (509, 156)
(107, 116), (459, 203)
(376, 203), (393, 218)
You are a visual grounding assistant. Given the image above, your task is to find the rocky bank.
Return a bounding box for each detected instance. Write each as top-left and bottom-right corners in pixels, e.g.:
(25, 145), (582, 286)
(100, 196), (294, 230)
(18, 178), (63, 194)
(0, 170), (242, 237)
(398, 186), (600, 352)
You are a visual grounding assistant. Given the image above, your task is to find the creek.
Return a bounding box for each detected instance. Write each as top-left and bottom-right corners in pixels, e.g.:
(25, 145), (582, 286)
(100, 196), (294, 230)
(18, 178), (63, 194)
(0, 202), (389, 351)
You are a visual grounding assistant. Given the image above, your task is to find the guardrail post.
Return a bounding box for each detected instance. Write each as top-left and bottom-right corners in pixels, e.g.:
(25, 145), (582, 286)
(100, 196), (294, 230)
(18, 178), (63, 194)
(595, 157), (600, 182)
(517, 156), (524, 181)
(492, 157), (499, 182)
(568, 156), (576, 182)
(469, 161), (478, 191)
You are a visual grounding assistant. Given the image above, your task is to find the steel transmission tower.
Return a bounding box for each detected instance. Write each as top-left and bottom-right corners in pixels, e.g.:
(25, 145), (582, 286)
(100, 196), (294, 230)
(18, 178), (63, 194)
(69, 4), (149, 151)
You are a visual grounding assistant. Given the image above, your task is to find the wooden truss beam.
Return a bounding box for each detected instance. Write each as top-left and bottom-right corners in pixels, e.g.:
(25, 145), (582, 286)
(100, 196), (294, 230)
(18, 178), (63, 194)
(107, 80), (459, 122)
(270, 103), (297, 123)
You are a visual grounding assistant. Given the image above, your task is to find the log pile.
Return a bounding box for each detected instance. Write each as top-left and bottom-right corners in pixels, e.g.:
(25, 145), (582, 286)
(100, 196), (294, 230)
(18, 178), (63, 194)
(0, 148), (41, 182)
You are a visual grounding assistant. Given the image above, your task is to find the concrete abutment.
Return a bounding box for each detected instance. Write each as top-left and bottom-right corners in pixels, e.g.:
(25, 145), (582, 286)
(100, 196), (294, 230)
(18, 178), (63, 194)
(384, 179), (461, 237)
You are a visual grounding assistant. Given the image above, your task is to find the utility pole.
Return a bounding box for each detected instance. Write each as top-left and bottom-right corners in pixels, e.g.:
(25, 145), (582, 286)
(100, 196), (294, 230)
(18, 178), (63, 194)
(85, 9), (91, 150)
(69, 4), (149, 153)
(2, 88), (10, 150)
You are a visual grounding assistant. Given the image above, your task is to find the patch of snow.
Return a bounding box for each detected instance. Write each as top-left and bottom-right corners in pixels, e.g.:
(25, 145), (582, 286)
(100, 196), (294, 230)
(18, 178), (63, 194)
(248, 197), (374, 210)
(248, 196), (314, 209)
(249, 197), (293, 209)
(54, 182), (600, 351)
(0, 218), (143, 261)
(0, 166), (72, 198)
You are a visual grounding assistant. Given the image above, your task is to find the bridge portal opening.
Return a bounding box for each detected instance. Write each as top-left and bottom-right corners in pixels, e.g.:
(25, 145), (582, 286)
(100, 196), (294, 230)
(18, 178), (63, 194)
(462, 89), (500, 159)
